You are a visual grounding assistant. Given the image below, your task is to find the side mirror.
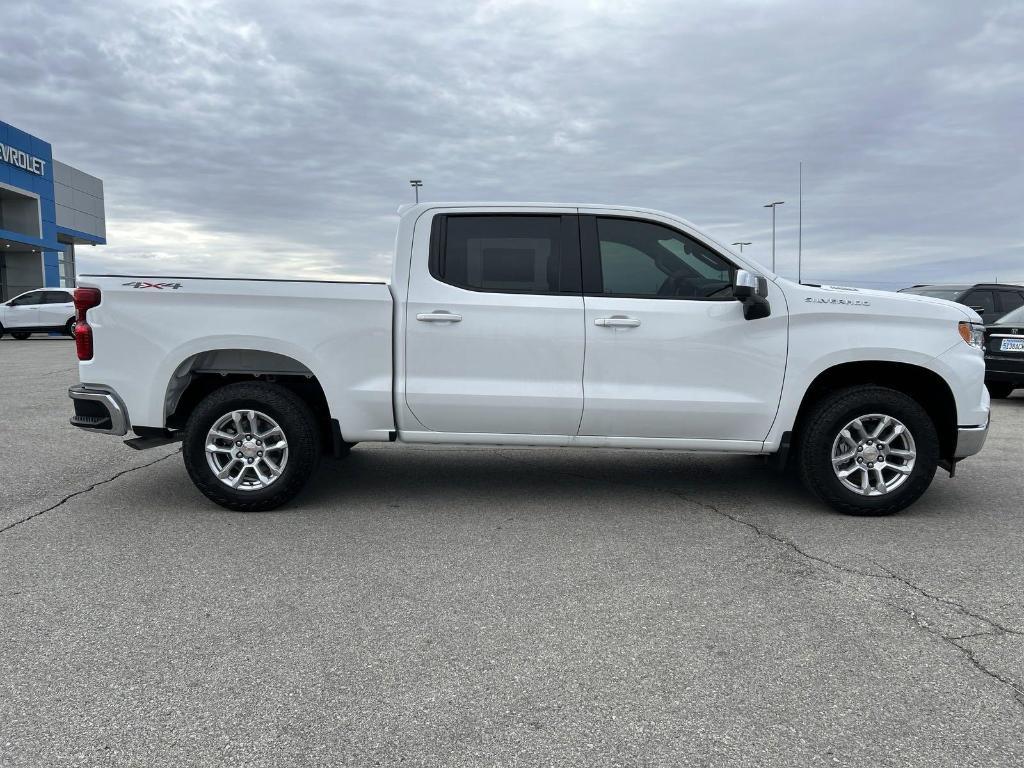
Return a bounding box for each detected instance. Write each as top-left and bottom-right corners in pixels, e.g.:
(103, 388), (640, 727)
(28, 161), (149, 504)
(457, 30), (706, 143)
(734, 269), (771, 321)
(734, 270), (757, 300)
(969, 306), (987, 316)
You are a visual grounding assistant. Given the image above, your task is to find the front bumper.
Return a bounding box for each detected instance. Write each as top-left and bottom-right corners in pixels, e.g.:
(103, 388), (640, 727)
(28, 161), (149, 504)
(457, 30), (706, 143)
(69, 385), (130, 436)
(953, 418), (989, 459)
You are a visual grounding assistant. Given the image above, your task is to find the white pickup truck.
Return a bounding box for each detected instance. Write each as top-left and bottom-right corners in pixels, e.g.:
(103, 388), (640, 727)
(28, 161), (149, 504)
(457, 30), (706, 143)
(68, 203), (990, 515)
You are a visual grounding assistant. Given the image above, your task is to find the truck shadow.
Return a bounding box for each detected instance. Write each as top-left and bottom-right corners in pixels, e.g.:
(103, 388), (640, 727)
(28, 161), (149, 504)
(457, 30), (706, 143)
(301, 446), (824, 519)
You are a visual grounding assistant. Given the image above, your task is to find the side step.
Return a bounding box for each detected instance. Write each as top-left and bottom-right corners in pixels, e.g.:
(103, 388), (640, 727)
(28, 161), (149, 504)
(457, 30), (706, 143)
(124, 430), (183, 451)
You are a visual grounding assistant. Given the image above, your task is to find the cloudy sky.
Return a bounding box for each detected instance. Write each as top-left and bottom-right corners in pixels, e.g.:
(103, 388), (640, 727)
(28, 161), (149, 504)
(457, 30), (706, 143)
(3, 0), (1021, 287)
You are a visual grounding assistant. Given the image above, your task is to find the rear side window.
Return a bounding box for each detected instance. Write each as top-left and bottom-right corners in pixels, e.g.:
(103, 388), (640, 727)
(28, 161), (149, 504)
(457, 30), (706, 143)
(43, 291), (73, 304)
(430, 215), (579, 294)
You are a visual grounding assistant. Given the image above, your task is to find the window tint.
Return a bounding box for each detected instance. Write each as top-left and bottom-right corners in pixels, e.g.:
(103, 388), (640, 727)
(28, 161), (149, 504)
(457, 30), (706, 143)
(999, 290), (1024, 314)
(435, 215), (570, 294)
(962, 290), (996, 316)
(9, 291), (42, 306)
(595, 218), (734, 298)
(43, 291), (73, 304)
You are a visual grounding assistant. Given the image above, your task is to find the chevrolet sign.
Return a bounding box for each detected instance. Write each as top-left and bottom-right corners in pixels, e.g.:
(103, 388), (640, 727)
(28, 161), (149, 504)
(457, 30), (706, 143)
(0, 143), (46, 176)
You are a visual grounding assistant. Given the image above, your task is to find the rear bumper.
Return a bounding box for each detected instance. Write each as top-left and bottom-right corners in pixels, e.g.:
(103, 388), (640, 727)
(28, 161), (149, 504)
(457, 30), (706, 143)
(953, 418), (989, 459)
(68, 385), (130, 436)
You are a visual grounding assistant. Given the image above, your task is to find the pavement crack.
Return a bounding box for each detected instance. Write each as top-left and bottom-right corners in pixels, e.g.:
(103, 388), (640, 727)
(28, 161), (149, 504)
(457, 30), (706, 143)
(0, 448), (181, 537)
(499, 453), (1024, 712)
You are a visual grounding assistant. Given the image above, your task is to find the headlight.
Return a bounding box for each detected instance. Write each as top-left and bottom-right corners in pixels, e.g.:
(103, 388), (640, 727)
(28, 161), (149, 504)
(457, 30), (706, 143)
(958, 321), (985, 348)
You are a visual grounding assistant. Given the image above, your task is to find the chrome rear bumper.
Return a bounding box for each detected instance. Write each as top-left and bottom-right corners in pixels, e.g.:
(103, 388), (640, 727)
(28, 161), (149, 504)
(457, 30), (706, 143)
(68, 385), (130, 436)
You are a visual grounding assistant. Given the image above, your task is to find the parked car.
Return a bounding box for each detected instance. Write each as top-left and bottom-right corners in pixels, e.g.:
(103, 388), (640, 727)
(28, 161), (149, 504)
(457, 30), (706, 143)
(982, 304), (1024, 399)
(0, 288), (76, 339)
(899, 283), (1024, 324)
(68, 202), (990, 516)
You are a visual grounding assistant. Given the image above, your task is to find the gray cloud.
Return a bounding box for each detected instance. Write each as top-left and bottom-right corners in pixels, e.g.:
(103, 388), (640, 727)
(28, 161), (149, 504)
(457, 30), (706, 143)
(2, 0), (1021, 288)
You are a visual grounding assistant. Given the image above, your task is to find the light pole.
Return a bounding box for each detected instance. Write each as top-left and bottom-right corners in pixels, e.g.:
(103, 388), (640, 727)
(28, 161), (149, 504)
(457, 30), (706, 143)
(763, 201), (784, 271)
(731, 241), (752, 253)
(409, 179), (423, 203)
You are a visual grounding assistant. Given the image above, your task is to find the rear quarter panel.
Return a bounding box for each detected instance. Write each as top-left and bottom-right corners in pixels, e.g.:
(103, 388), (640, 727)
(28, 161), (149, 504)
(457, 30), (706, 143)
(76, 277), (395, 440)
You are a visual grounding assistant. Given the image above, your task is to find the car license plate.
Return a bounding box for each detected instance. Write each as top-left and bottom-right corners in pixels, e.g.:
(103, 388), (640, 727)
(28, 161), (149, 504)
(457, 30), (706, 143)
(1000, 338), (1024, 352)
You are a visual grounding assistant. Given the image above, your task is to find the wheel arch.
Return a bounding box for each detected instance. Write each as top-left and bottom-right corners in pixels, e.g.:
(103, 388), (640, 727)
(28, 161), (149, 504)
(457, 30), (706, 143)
(164, 348), (338, 451)
(791, 361), (958, 461)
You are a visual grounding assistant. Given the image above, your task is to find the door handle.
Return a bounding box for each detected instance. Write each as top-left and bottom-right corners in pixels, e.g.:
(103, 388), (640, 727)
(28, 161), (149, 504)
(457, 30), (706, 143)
(416, 311), (463, 323)
(594, 316), (640, 328)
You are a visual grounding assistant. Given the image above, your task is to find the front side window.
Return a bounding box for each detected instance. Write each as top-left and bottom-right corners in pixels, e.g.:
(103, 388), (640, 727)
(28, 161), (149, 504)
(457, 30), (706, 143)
(999, 291), (1024, 314)
(595, 218), (734, 299)
(9, 291), (42, 306)
(433, 215), (573, 294)
(962, 290), (996, 316)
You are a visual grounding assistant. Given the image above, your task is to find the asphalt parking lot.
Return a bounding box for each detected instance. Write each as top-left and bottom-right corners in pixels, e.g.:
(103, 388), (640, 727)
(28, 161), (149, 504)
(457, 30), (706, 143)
(1, 339), (1022, 767)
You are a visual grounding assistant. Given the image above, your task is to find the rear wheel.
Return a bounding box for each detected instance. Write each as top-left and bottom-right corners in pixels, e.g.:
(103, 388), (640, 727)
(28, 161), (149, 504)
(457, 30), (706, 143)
(183, 381), (321, 511)
(797, 386), (939, 516)
(65, 318), (76, 337)
(11, 332), (30, 340)
(987, 382), (1014, 399)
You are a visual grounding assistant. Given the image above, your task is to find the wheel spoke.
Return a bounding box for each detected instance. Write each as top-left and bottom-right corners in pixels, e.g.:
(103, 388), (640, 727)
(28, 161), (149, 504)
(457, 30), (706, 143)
(832, 451), (856, 465)
(858, 468), (870, 492)
(210, 429), (236, 441)
(231, 412), (245, 437)
(252, 463), (270, 485)
(838, 466), (862, 479)
(873, 467), (887, 493)
(890, 464), (912, 475)
(887, 447), (915, 459)
(871, 415), (892, 438)
(216, 458), (240, 479)
(247, 410), (257, 435)
(262, 456), (282, 476)
(881, 423), (904, 445)
(206, 443), (234, 454)
(258, 425), (282, 440)
(850, 419), (868, 439)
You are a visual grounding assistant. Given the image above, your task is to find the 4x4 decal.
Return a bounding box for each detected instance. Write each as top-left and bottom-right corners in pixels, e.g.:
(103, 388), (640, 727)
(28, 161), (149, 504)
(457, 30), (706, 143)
(122, 281), (183, 290)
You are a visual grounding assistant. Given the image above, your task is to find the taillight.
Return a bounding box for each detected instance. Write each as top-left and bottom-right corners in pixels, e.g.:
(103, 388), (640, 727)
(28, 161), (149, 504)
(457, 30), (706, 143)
(73, 287), (101, 361)
(74, 321), (94, 361)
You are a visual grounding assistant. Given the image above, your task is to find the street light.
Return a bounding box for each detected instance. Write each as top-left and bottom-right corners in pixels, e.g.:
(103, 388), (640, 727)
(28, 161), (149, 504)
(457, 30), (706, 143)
(763, 201), (785, 271)
(731, 241), (752, 253)
(409, 179), (423, 203)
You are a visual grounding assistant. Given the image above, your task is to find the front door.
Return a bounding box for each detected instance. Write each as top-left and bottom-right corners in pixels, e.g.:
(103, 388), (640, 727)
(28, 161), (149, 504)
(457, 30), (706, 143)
(404, 211), (585, 435)
(578, 213), (787, 442)
(3, 290), (42, 328)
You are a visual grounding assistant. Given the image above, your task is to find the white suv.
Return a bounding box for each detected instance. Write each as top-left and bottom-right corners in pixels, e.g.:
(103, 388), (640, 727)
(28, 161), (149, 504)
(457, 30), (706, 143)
(0, 289), (77, 339)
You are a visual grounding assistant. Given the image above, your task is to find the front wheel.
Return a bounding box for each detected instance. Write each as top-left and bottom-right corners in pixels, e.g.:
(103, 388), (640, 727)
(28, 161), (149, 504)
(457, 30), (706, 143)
(183, 382), (321, 511)
(11, 332), (30, 340)
(797, 386), (939, 516)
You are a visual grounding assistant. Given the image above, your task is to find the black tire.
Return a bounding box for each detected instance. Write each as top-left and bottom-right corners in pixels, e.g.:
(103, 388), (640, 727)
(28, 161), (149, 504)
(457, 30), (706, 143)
(183, 381), (321, 511)
(65, 318), (77, 337)
(0, 323), (5, 339)
(797, 386), (939, 516)
(11, 332), (30, 340)
(987, 382), (1014, 400)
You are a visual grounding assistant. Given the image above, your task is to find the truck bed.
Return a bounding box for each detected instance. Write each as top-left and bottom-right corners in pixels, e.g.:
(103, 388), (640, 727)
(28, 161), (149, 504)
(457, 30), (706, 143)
(76, 274), (396, 440)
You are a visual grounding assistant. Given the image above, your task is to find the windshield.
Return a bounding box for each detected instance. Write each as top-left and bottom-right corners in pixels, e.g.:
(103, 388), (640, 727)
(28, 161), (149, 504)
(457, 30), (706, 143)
(902, 287), (964, 301)
(994, 305), (1024, 326)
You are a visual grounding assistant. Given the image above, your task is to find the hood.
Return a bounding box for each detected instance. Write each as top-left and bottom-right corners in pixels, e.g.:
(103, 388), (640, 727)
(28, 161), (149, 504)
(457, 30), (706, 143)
(777, 279), (981, 323)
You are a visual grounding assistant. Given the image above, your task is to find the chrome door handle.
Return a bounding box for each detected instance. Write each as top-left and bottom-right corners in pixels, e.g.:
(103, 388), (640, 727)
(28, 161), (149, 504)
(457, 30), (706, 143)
(416, 311), (463, 323)
(594, 316), (640, 328)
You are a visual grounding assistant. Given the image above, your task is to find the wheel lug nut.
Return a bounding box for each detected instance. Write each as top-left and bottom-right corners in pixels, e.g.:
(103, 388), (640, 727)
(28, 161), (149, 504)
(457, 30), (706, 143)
(236, 452), (243, 458)
(247, 458), (253, 464)
(257, 451), (263, 457)
(236, 440), (242, 446)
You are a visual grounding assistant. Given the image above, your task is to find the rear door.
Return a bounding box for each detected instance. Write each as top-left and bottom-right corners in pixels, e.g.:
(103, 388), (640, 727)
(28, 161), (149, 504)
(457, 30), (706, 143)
(3, 291), (43, 328)
(39, 290), (74, 327)
(404, 210), (585, 435)
(578, 213), (787, 442)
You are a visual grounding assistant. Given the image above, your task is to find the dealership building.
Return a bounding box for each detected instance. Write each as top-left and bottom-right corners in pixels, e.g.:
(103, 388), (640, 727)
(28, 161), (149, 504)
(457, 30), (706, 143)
(0, 120), (106, 301)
